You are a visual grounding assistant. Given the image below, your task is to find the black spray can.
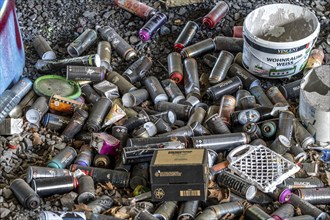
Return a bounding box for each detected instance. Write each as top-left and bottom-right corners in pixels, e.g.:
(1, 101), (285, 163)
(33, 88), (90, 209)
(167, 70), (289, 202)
(204, 113), (231, 134)
(155, 101), (192, 121)
(67, 28), (97, 57)
(31, 176), (78, 197)
(279, 79), (302, 100)
(266, 86), (290, 107)
(181, 38), (216, 58)
(271, 203), (295, 220)
(122, 89), (149, 108)
(74, 145), (93, 167)
(93, 154), (111, 168)
(209, 50), (234, 84)
(161, 79), (185, 103)
(245, 205), (273, 220)
(38, 211), (86, 220)
(87, 195), (113, 214)
(62, 109), (89, 140)
(235, 89), (251, 109)
(289, 194), (329, 220)
(174, 21), (199, 52)
(157, 124), (194, 138)
(260, 120), (277, 138)
(43, 113), (70, 131)
(26, 96), (49, 125)
(26, 166), (72, 184)
(66, 66), (105, 82)
(177, 200), (199, 220)
(123, 56), (153, 83)
(217, 171), (257, 200)
(10, 178), (40, 210)
(289, 144), (308, 161)
(269, 135), (291, 155)
(184, 58), (200, 99)
(80, 84), (101, 104)
(32, 35), (56, 60)
(243, 122), (262, 140)
(250, 85), (274, 108)
(167, 52), (184, 84)
(95, 41), (112, 71)
(139, 12), (167, 42)
(294, 120), (315, 149)
(195, 202), (244, 220)
(107, 71), (137, 95)
(227, 63), (260, 89)
(214, 36), (244, 53)
(187, 107), (206, 126)
(70, 165), (130, 187)
(203, 54), (218, 68)
(151, 116), (172, 134)
(282, 177), (325, 189)
(130, 162), (149, 190)
(144, 76), (168, 104)
(152, 110), (177, 125)
(191, 132), (250, 152)
(283, 216), (315, 220)
(204, 76), (242, 101)
(277, 111), (295, 143)
(97, 26), (137, 61)
(152, 201), (178, 220)
(295, 188), (330, 205)
(77, 175), (95, 204)
(122, 115), (149, 133)
(112, 126), (129, 149)
(86, 97), (112, 132)
(135, 210), (159, 220)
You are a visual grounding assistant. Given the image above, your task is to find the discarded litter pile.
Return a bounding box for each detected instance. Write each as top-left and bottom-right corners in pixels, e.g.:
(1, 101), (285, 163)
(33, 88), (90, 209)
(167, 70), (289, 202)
(1, 0), (330, 220)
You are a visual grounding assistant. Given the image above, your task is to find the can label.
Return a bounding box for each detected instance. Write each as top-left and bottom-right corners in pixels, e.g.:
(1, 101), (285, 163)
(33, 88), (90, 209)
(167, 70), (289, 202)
(40, 211), (86, 220)
(49, 95), (85, 113)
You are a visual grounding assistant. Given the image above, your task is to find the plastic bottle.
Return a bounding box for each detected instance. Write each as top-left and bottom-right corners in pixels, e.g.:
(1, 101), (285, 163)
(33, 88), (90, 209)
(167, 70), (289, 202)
(0, 78), (33, 123)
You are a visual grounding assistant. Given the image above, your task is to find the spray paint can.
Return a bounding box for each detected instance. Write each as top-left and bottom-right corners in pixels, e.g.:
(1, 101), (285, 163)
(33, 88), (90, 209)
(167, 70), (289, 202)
(70, 165), (130, 187)
(209, 50), (234, 84)
(26, 96), (49, 124)
(184, 58), (200, 99)
(47, 147), (77, 169)
(66, 66), (105, 82)
(187, 107), (206, 126)
(294, 188), (330, 205)
(277, 111), (295, 142)
(202, 1), (229, 28)
(86, 97), (112, 132)
(294, 120), (315, 149)
(289, 194), (328, 220)
(243, 122), (262, 140)
(282, 178), (325, 189)
(122, 140), (185, 164)
(157, 124), (194, 138)
(282, 216), (315, 220)
(245, 205), (273, 220)
(231, 109), (261, 126)
(112, 125), (129, 149)
(49, 95), (87, 114)
(235, 89), (250, 109)
(289, 144), (308, 162)
(177, 200), (199, 220)
(67, 29), (97, 57)
(233, 26), (243, 38)
(10, 178), (40, 210)
(234, 52), (243, 66)
(114, 0), (156, 19)
(143, 121), (157, 137)
(77, 175), (95, 204)
(153, 201), (178, 220)
(240, 95), (257, 110)
(191, 132), (250, 152)
(203, 76), (242, 101)
(9, 89), (37, 119)
(227, 63), (260, 89)
(217, 171), (257, 200)
(214, 36), (244, 53)
(204, 105), (219, 123)
(93, 154), (111, 168)
(122, 115), (149, 133)
(97, 26), (136, 61)
(260, 121), (277, 138)
(132, 126), (150, 138)
(31, 176), (78, 197)
(155, 101), (192, 121)
(191, 121), (211, 136)
(94, 41), (112, 71)
(130, 162), (149, 189)
(167, 52), (184, 83)
(196, 202), (244, 220)
(74, 145), (93, 167)
(267, 86), (290, 107)
(91, 133), (120, 156)
(38, 211), (86, 220)
(152, 110), (178, 125)
(204, 113), (231, 134)
(107, 71), (137, 95)
(32, 35), (56, 60)
(139, 12), (167, 42)
(250, 85), (274, 108)
(123, 56), (152, 83)
(181, 38), (216, 58)
(218, 95), (236, 127)
(203, 54), (218, 68)
(268, 135), (291, 155)
(123, 89), (149, 108)
(87, 195), (113, 214)
(151, 117), (172, 134)
(42, 113), (70, 131)
(135, 210), (159, 220)
(304, 48), (324, 73)
(279, 79), (302, 100)
(161, 79), (185, 103)
(62, 109), (89, 140)
(80, 84), (100, 104)
(194, 209), (217, 220)
(250, 139), (267, 146)
(271, 203), (295, 220)
(144, 76), (168, 104)
(174, 21), (199, 52)
(26, 166), (72, 184)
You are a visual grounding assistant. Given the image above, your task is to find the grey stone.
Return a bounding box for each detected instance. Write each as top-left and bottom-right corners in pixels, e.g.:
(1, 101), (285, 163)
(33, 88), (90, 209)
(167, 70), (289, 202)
(0, 208), (11, 219)
(129, 36), (139, 45)
(3, 188), (12, 199)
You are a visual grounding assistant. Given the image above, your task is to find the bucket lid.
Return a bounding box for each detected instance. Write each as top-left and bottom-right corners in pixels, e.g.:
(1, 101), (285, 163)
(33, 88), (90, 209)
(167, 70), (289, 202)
(33, 75), (81, 99)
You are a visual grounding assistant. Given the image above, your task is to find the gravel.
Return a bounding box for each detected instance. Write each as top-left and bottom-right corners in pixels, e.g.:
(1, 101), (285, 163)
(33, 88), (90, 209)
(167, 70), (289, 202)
(0, 0), (329, 219)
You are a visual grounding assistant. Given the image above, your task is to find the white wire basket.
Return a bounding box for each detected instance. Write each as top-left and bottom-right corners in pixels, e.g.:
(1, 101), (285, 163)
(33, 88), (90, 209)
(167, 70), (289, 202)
(227, 144), (300, 193)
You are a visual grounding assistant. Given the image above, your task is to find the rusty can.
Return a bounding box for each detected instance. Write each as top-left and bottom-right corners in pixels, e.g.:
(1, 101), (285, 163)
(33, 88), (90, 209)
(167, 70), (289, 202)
(218, 95), (236, 127)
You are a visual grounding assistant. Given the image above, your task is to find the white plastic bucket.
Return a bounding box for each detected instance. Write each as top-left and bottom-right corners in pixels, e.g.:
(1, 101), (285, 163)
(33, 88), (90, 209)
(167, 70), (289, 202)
(242, 4), (320, 78)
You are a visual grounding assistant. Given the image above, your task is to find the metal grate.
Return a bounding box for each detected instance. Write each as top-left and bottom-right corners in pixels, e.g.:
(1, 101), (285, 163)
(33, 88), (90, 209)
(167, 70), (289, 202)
(227, 145), (300, 193)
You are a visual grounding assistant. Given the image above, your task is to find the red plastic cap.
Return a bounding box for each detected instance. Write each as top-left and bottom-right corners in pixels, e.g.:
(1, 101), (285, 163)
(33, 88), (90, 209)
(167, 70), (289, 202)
(174, 43), (185, 53)
(233, 26), (243, 38)
(170, 72), (183, 84)
(203, 17), (215, 29)
(73, 177), (79, 188)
